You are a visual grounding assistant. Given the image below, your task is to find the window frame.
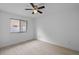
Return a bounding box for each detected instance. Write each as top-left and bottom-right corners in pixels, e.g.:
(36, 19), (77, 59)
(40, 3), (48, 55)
(9, 19), (27, 33)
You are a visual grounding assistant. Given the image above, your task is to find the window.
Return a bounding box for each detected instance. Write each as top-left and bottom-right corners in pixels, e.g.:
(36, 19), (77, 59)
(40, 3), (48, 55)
(9, 19), (27, 33)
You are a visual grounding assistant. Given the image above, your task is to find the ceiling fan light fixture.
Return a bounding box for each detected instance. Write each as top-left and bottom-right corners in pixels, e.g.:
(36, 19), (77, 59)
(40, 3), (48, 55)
(33, 10), (37, 13)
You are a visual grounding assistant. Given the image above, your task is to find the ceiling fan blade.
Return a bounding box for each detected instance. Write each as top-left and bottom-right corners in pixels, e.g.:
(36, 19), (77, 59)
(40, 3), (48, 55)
(25, 9), (32, 10)
(30, 3), (35, 8)
(32, 12), (34, 14)
(37, 10), (43, 14)
(38, 6), (45, 9)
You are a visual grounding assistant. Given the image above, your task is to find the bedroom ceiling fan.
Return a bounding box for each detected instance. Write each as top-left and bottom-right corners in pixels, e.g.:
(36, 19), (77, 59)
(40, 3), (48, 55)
(25, 3), (45, 14)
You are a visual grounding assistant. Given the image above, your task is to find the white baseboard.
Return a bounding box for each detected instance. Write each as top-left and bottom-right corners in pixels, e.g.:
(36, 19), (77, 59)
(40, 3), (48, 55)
(38, 39), (63, 47)
(38, 39), (78, 51)
(0, 39), (36, 49)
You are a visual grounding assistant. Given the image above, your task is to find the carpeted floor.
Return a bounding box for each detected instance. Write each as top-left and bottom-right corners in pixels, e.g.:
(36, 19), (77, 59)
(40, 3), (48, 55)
(0, 40), (79, 55)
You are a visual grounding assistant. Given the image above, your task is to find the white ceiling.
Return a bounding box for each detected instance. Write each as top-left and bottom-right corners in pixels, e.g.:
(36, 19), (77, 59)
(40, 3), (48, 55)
(0, 3), (46, 18)
(0, 3), (79, 18)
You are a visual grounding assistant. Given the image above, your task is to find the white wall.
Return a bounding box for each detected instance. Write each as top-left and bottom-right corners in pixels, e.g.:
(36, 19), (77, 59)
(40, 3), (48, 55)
(0, 3), (79, 51)
(0, 10), (36, 48)
(36, 4), (79, 51)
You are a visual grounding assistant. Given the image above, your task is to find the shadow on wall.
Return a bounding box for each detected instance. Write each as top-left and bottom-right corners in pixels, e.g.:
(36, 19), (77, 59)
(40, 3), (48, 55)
(36, 26), (57, 44)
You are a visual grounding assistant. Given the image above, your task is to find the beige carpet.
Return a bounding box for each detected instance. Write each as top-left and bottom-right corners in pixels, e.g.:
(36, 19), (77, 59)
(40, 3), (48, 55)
(0, 40), (79, 55)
